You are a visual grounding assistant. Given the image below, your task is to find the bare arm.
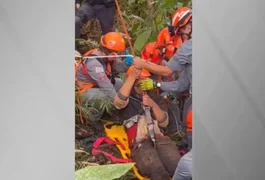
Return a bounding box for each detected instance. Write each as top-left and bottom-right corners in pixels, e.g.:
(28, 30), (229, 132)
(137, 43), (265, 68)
(132, 41), (191, 77)
(113, 67), (141, 109)
(142, 94), (169, 128)
(151, 102), (169, 128)
(134, 58), (173, 77)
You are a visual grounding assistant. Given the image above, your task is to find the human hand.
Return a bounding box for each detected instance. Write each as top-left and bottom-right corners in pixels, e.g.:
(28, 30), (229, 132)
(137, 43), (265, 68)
(130, 67), (141, 79)
(76, 3), (81, 9)
(142, 94), (156, 108)
(133, 56), (145, 69)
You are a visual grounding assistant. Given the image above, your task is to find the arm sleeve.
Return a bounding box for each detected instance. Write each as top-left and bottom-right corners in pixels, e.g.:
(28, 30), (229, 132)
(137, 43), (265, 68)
(86, 60), (117, 98)
(164, 40), (192, 72)
(164, 54), (185, 72)
(160, 73), (190, 93)
(150, 95), (169, 127)
(172, 151), (192, 180)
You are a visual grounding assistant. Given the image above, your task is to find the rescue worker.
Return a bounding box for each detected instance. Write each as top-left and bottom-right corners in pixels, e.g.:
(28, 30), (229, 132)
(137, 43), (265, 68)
(131, 39), (193, 153)
(75, 0), (116, 38)
(135, 7), (192, 95)
(113, 66), (181, 179)
(140, 42), (171, 85)
(172, 149), (192, 180)
(130, 39), (192, 95)
(153, 7), (192, 63)
(75, 32), (129, 127)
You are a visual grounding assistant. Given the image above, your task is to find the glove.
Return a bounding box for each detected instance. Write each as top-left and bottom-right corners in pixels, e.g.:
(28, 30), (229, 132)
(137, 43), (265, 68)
(138, 78), (157, 91)
(125, 50), (134, 66)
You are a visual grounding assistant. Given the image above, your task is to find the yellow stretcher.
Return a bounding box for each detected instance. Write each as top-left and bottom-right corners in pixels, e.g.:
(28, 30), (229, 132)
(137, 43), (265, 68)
(104, 122), (149, 180)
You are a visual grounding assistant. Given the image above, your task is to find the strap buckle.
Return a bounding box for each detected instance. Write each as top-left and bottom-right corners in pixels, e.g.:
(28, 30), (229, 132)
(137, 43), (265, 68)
(123, 115), (139, 129)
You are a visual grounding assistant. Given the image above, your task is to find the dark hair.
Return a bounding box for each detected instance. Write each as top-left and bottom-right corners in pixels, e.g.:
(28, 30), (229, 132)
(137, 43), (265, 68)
(98, 45), (113, 55)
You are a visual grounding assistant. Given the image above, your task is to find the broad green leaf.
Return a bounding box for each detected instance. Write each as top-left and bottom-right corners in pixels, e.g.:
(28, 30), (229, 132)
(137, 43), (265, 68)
(133, 29), (152, 54)
(130, 23), (141, 34)
(149, 35), (157, 42)
(75, 163), (135, 180)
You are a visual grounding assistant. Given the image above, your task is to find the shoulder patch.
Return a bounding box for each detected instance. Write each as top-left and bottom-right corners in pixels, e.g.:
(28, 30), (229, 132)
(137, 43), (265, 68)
(95, 67), (104, 73)
(97, 72), (108, 81)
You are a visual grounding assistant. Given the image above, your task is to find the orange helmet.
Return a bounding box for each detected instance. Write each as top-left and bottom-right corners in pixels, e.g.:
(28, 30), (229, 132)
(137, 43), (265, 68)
(153, 28), (183, 61)
(100, 32), (126, 52)
(141, 42), (156, 60)
(168, 7), (192, 36)
(127, 66), (151, 79)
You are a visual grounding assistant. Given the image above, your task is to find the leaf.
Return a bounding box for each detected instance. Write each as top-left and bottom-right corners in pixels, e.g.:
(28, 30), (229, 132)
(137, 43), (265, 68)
(149, 35), (157, 42)
(176, 2), (184, 8)
(133, 29), (152, 54)
(75, 149), (89, 154)
(130, 23), (141, 35)
(161, 0), (176, 9)
(128, 0), (135, 5)
(75, 163), (135, 180)
(155, 13), (163, 24)
(129, 15), (145, 23)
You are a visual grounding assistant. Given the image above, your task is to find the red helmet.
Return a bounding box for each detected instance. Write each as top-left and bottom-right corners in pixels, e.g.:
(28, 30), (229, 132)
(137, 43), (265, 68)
(153, 28), (184, 61)
(141, 42), (156, 60)
(156, 28), (171, 48)
(168, 7), (192, 36)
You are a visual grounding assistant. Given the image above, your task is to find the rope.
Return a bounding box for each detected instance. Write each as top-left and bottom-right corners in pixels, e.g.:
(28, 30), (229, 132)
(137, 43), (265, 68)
(114, 0), (135, 55)
(77, 98), (85, 124)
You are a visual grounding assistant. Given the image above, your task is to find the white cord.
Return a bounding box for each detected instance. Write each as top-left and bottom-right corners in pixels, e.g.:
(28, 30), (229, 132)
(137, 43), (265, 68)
(75, 55), (134, 59)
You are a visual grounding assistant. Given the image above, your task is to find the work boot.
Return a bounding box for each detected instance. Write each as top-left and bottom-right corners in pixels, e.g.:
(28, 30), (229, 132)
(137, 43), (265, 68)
(131, 139), (170, 180)
(155, 135), (182, 177)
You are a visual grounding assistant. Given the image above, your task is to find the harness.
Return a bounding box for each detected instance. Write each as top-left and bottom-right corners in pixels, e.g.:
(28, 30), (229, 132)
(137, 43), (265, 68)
(75, 48), (112, 94)
(120, 95), (155, 144)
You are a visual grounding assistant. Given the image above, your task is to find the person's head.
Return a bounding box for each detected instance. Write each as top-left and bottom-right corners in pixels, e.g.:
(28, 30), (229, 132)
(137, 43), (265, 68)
(99, 32), (126, 62)
(168, 7), (192, 42)
(126, 66), (151, 96)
